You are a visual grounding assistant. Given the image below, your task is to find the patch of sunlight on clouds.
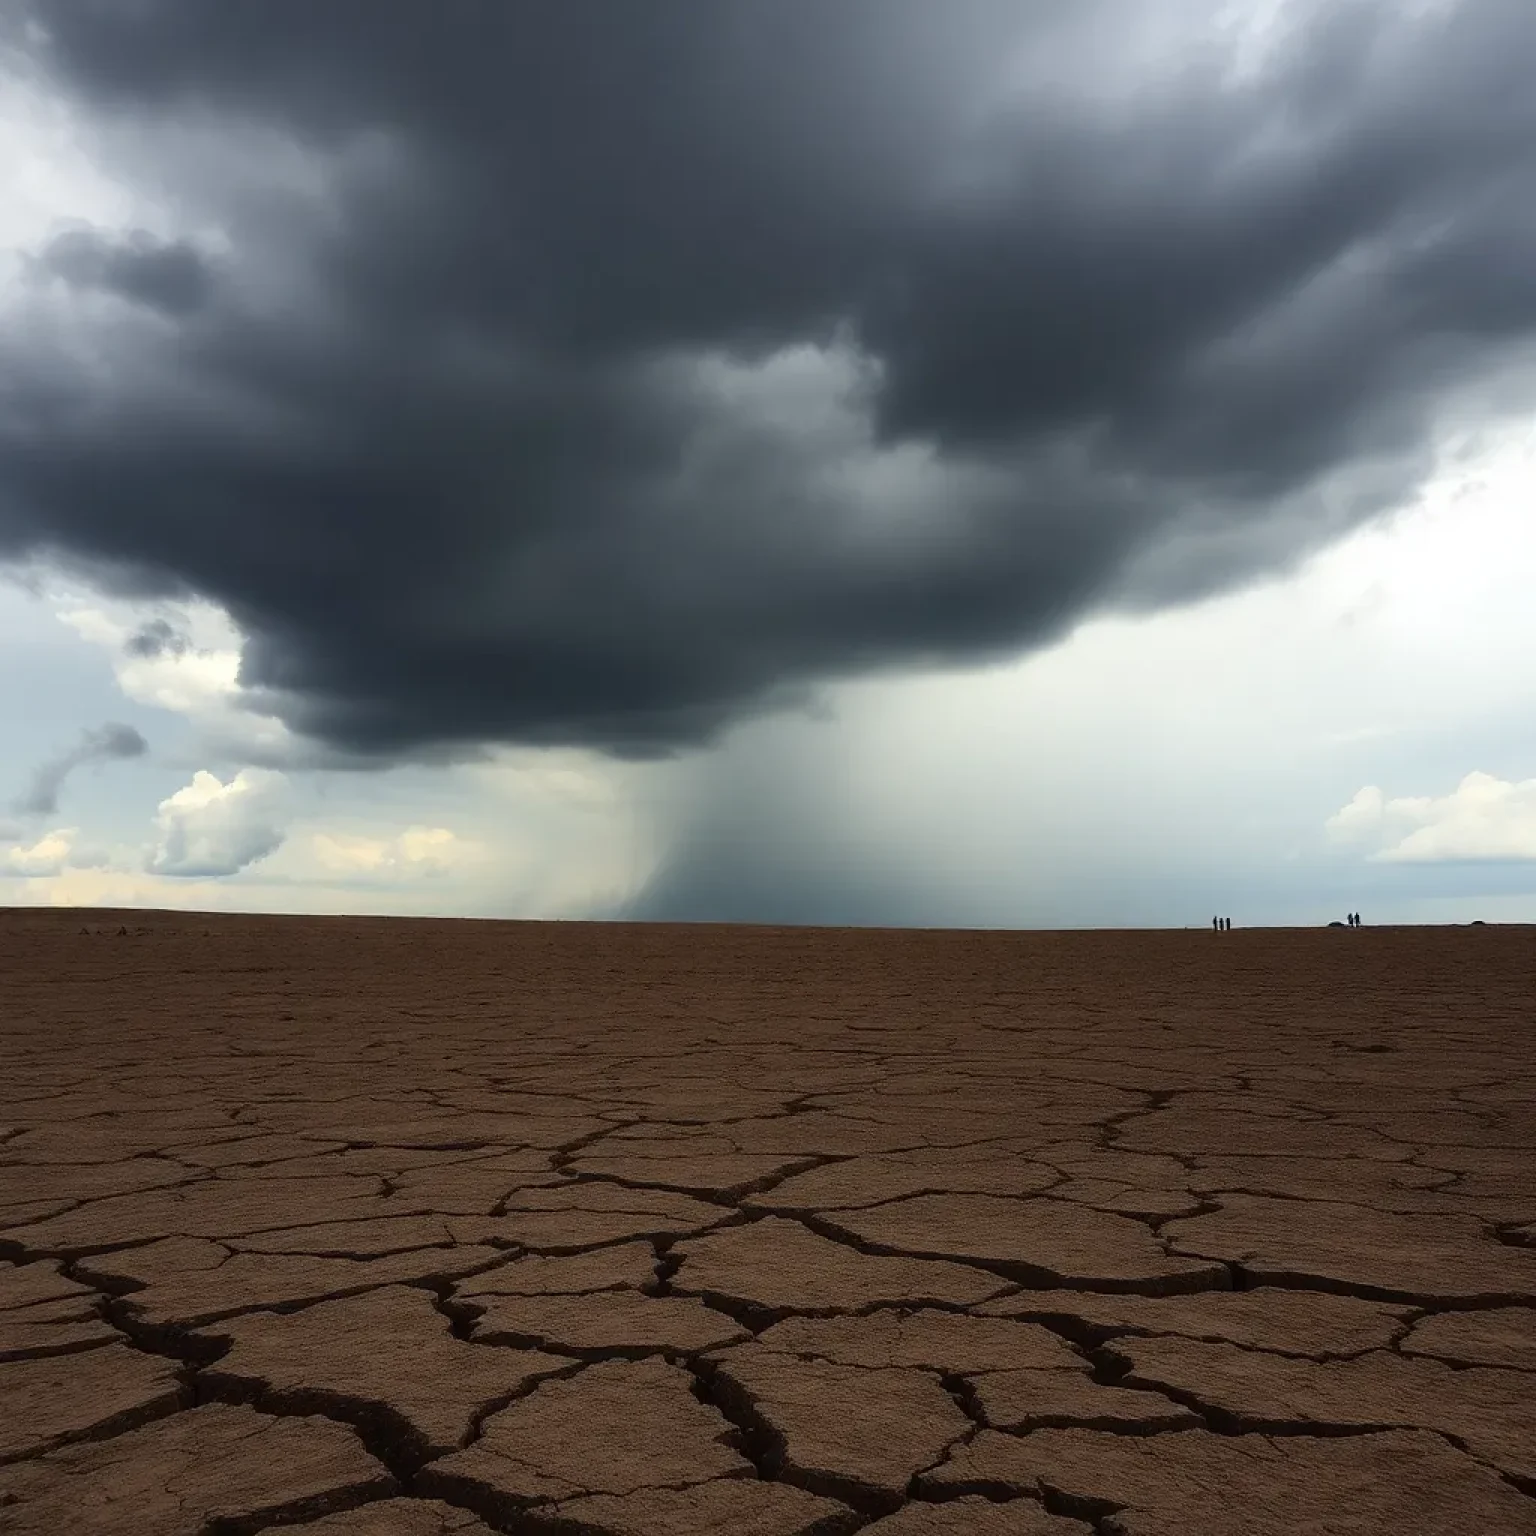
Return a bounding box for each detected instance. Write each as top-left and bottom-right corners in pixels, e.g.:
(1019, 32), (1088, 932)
(460, 747), (672, 914)
(0, 866), (237, 910)
(5, 827), (80, 876)
(302, 825), (483, 879)
(0, 51), (139, 292)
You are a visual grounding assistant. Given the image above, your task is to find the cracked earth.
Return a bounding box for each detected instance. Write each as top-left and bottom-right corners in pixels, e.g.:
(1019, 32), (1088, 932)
(1, 911), (1534, 1535)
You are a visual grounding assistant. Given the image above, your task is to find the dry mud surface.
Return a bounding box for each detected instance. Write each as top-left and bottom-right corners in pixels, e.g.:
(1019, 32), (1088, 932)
(1, 910), (1534, 1535)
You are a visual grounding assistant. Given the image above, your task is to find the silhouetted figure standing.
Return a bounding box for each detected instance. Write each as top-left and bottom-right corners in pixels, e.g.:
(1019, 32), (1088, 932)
(1354, 911), (1362, 927)
(1213, 915), (1220, 932)
(1223, 917), (1231, 931)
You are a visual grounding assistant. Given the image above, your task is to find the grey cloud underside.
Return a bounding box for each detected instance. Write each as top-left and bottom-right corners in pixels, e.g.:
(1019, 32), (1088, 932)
(34, 226), (213, 316)
(124, 617), (192, 660)
(15, 721), (148, 817)
(1, 0), (1534, 757)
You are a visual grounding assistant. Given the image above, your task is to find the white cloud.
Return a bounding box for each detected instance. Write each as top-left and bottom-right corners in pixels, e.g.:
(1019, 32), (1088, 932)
(1326, 785), (1389, 842)
(53, 596), (298, 761)
(3, 825), (117, 876)
(1328, 772), (1536, 862)
(5, 827), (79, 876)
(0, 866), (253, 911)
(304, 824), (482, 880)
(59, 601), (243, 715)
(146, 768), (288, 877)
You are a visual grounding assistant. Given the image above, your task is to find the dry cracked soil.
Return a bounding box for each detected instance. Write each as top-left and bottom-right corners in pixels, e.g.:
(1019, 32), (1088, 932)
(1, 909), (1533, 1535)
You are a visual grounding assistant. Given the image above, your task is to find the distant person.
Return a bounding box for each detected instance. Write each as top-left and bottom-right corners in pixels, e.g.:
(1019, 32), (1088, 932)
(1355, 911), (1362, 927)
(1223, 917), (1231, 931)
(1213, 915), (1220, 932)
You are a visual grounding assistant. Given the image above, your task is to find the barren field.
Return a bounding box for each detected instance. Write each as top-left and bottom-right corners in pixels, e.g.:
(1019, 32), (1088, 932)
(1, 910), (1533, 1535)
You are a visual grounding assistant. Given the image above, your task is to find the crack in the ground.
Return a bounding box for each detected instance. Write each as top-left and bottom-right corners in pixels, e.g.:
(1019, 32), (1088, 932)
(685, 1355), (787, 1483)
(792, 1207), (1236, 1297)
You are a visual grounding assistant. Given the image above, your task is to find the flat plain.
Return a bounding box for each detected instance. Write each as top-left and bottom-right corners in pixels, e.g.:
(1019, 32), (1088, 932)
(1, 908), (1533, 1535)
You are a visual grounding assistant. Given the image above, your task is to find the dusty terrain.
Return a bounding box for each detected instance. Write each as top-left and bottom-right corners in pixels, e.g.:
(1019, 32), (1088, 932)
(1, 909), (1533, 1535)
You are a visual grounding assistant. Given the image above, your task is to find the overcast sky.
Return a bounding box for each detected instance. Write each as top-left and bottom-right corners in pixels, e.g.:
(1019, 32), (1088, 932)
(2, 0), (1535, 927)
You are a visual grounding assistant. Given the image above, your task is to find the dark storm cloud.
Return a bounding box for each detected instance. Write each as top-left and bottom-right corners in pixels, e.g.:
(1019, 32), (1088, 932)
(124, 617), (192, 659)
(15, 721), (149, 816)
(1, 0), (1534, 758)
(35, 227), (214, 316)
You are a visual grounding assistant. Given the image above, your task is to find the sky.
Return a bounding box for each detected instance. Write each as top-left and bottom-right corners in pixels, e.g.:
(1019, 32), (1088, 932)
(2, 0), (1535, 928)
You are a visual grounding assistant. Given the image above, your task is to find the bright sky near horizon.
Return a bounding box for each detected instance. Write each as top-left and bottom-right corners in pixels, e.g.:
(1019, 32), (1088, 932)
(3, 0), (1535, 928)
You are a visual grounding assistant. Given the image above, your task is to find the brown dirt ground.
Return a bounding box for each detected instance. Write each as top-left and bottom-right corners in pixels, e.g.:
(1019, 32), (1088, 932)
(0, 909), (1534, 1535)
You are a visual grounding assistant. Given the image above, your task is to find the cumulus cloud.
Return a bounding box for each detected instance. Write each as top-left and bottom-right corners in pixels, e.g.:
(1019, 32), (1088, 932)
(1327, 771), (1536, 861)
(0, 0), (1531, 764)
(145, 767), (287, 876)
(15, 720), (148, 815)
(3, 824), (114, 876)
(5, 826), (79, 876)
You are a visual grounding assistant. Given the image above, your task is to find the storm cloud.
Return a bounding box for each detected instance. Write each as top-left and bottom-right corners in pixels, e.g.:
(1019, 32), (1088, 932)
(34, 226), (214, 316)
(123, 617), (193, 660)
(1, 0), (1534, 760)
(15, 721), (149, 816)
